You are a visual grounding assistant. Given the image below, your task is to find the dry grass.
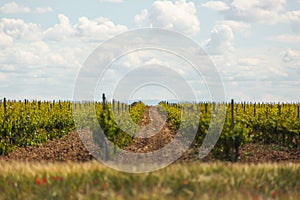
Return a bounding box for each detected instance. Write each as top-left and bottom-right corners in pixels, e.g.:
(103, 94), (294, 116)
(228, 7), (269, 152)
(0, 161), (299, 200)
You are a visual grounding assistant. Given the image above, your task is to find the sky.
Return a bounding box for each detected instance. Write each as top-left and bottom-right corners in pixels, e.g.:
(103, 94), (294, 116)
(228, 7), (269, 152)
(0, 0), (299, 103)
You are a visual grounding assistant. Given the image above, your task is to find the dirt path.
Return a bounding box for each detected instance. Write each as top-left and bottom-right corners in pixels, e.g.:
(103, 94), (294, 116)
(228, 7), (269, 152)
(125, 106), (174, 153)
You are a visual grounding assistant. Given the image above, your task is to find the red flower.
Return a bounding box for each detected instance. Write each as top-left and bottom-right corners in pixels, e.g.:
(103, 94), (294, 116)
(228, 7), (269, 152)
(53, 176), (58, 181)
(93, 180), (99, 185)
(42, 177), (48, 183)
(182, 180), (189, 185)
(252, 194), (258, 200)
(271, 190), (279, 197)
(60, 177), (64, 181)
(35, 179), (42, 185)
(101, 183), (108, 189)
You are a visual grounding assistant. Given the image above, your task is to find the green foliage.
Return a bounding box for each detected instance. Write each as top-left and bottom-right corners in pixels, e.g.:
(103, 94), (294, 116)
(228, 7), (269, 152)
(0, 100), (75, 155)
(159, 102), (300, 161)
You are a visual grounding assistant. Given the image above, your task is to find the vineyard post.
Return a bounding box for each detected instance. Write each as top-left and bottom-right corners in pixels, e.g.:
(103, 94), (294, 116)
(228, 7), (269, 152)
(278, 104), (281, 116)
(298, 105), (299, 119)
(112, 99), (115, 110)
(231, 99), (234, 130)
(102, 93), (106, 111)
(266, 106), (269, 118)
(117, 101), (120, 113)
(231, 99), (236, 162)
(3, 97), (6, 114)
(254, 103), (256, 117)
(205, 103), (208, 113)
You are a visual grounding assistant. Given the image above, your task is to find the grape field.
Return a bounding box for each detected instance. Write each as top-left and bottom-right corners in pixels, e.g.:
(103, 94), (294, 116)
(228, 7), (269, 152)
(0, 96), (299, 162)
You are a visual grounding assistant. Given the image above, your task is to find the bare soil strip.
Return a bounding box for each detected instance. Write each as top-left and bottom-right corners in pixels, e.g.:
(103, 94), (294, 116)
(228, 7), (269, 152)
(125, 106), (174, 153)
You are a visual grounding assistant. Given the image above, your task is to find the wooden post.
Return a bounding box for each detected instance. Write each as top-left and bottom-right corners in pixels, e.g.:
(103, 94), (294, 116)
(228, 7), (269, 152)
(117, 101), (120, 113)
(205, 103), (208, 113)
(266, 106), (269, 118)
(231, 99), (235, 162)
(231, 99), (234, 130)
(254, 103), (256, 117)
(24, 99), (27, 109)
(278, 104), (281, 116)
(38, 101), (41, 109)
(297, 105), (299, 119)
(3, 97), (7, 114)
(102, 93), (106, 111)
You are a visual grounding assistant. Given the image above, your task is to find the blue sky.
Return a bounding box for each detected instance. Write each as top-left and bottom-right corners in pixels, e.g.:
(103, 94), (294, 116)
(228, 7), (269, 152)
(0, 0), (299, 103)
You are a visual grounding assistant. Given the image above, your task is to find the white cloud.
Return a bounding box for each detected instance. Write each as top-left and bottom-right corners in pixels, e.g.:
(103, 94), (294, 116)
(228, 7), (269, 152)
(0, 18), (42, 41)
(271, 34), (300, 43)
(0, 31), (13, 46)
(36, 7), (53, 14)
(216, 20), (251, 34)
(44, 14), (128, 41)
(0, 64), (15, 72)
(75, 16), (128, 40)
(0, 14), (129, 99)
(134, 0), (200, 36)
(226, 0), (287, 24)
(285, 10), (300, 33)
(134, 9), (148, 25)
(201, 1), (229, 11)
(98, 0), (124, 3)
(0, 2), (30, 14)
(44, 14), (75, 41)
(204, 0), (288, 24)
(237, 58), (261, 66)
(203, 24), (234, 55)
(281, 49), (300, 63)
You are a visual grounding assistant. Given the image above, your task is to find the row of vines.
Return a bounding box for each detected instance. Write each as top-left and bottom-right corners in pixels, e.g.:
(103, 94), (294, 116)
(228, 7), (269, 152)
(0, 97), (145, 155)
(158, 101), (300, 161)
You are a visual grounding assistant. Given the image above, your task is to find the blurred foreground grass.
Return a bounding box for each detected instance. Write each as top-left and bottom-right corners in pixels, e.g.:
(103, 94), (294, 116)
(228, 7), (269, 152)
(0, 161), (299, 200)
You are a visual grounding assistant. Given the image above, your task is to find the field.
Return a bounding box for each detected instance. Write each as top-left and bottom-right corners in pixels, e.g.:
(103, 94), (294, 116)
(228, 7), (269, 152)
(0, 98), (300, 199)
(0, 161), (299, 200)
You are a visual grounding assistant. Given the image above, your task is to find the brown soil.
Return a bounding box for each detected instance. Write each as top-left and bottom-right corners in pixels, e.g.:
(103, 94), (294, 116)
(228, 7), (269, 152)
(0, 131), (93, 162)
(0, 106), (299, 163)
(124, 106), (175, 153)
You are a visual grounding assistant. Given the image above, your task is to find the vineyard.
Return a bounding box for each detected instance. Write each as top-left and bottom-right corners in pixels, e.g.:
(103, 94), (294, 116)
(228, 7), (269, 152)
(159, 101), (300, 161)
(0, 96), (300, 162)
(0, 97), (145, 156)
